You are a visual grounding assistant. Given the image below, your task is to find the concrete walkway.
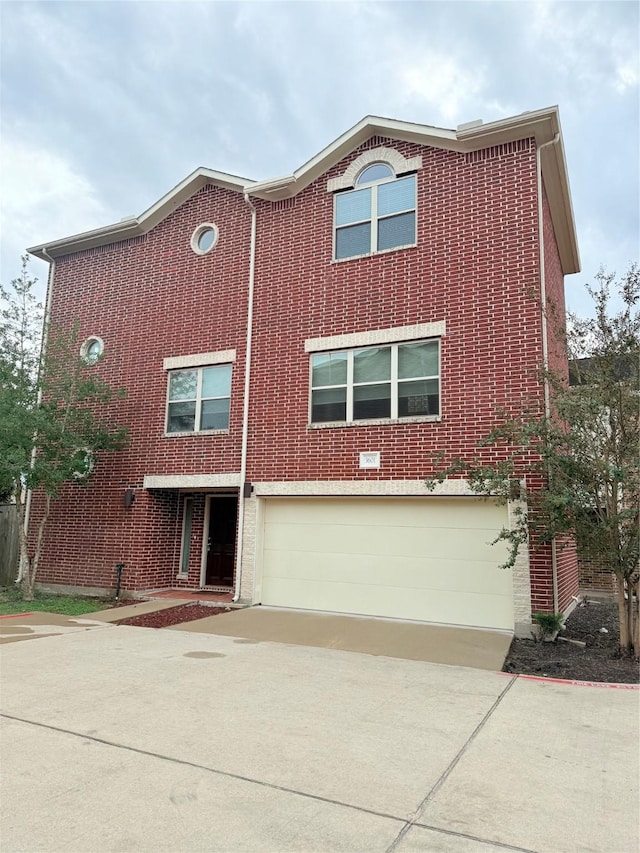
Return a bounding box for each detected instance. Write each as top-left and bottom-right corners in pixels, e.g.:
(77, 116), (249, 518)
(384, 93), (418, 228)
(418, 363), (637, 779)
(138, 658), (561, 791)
(170, 605), (513, 671)
(1, 624), (638, 852)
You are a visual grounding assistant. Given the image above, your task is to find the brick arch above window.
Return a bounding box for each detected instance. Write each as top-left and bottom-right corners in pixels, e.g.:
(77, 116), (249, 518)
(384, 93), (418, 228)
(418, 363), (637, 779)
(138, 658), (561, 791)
(326, 147), (422, 193)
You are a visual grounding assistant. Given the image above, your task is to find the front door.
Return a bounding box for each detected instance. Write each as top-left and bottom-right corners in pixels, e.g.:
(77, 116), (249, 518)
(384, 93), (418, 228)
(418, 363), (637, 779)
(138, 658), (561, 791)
(204, 496), (238, 587)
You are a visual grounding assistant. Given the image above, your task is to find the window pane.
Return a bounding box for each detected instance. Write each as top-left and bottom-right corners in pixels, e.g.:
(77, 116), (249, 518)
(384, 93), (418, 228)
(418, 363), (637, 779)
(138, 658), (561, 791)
(169, 370), (197, 401)
(398, 379), (439, 417)
(354, 347), (390, 383)
(378, 212), (416, 251)
(335, 187), (371, 226)
(398, 341), (439, 379)
(356, 164), (394, 185)
(202, 364), (232, 398)
(180, 499), (193, 574)
(311, 352), (348, 387)
(378, 175), (416, 216)
(200, 398), (230, 430)
(167, 401), (196, 432)
(311, 387), (346, 422)
(353, 383), (391, 419)
(335, 222), (371, 259)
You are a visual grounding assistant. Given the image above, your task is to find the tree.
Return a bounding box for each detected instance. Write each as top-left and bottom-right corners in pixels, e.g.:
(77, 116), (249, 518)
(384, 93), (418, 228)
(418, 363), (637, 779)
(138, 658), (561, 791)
(0, 257), (128, 600)
(427, 264), (639, 655)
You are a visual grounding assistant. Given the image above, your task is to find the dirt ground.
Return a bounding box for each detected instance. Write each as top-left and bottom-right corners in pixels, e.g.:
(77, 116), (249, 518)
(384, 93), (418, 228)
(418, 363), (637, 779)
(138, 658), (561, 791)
(115, 599), (639, 685)
(504, 599), (639, 684)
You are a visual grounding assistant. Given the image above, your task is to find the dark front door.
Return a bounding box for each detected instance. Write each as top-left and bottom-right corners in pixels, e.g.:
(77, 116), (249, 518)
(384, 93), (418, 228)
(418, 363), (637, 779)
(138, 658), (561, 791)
(205, 496), (238, 587)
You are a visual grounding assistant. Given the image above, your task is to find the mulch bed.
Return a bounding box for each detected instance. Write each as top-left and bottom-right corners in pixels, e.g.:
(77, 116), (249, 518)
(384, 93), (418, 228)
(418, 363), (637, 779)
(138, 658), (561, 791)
(503, 600), (639, 684)
(116, 604), (228, 629)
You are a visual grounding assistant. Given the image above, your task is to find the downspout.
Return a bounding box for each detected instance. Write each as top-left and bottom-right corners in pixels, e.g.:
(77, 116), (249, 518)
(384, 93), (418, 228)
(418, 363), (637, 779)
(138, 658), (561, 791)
(536, 133), (560, 613)
(233, 192), (257, 602)
(20, 248), (55, 583)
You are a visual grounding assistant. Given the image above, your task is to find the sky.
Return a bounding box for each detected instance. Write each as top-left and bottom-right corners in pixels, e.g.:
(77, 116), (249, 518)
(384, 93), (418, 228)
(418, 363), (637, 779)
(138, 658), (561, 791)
(1, 0), (638, 317)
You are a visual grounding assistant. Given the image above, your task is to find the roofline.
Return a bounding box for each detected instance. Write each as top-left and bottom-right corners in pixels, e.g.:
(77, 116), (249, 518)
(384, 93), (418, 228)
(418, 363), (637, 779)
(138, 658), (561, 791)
(28, 107), (579, 273)
(28, 168), (252, 260)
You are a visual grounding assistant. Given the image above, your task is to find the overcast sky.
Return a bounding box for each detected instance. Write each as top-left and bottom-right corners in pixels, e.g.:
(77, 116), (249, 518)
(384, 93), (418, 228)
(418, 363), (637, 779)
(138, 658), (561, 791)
(1, 1), (638, 316)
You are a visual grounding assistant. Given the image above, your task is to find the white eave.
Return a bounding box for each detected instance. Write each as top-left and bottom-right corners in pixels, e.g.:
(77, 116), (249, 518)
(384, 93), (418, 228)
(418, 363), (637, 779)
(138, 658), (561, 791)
(28, 106), (579, 274)
(28, 168), (253, 260)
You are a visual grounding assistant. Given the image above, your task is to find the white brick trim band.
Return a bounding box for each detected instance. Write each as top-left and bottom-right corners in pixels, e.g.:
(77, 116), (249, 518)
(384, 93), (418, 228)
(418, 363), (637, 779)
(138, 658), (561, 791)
(144, 473), (241, 489)
(254, 478), (473, 497)
(163, 349), (236, 371)
(305, 321), (445, 353)
(327, 148), (423, 192)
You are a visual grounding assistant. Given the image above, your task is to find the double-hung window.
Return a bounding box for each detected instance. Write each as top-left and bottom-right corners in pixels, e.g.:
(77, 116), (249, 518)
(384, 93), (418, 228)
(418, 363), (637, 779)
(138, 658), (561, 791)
(166, 364), (232, 433)
(310, 339), (439, 424)
(334, 164), (417, 261)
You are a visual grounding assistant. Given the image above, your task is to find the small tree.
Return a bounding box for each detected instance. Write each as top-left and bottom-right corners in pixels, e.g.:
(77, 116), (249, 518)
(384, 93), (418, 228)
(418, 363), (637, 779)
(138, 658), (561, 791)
(0, 257), (128, 600)
(427, 264), (639, 655)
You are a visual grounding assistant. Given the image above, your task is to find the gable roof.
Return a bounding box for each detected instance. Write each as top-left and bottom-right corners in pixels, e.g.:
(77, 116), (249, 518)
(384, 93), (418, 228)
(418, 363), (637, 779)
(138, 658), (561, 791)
(28, 106), (579, 273)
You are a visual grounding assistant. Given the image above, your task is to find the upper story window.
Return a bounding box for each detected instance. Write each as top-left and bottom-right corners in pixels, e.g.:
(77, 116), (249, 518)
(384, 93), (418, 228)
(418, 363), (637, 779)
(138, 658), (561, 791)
(334, 168), (417, 261)
(310, 339), (439, 424)
(166, 364), (232, 433)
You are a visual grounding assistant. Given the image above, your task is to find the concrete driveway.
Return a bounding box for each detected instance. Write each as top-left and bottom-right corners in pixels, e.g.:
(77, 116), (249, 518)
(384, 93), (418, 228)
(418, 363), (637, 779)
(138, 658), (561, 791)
(169, 605), (513, 671)
(1, 621), (638, 853)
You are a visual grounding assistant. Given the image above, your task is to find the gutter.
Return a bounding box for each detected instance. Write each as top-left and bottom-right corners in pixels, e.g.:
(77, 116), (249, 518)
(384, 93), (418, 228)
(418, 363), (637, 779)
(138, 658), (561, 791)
(536, 133), (560, 613)
(233, 193), (257, 602)
(21, 247), (56, 583)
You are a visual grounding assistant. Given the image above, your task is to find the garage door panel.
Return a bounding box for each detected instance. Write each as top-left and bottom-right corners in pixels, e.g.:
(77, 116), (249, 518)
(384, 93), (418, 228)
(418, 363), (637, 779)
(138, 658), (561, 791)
(262, 549), (512, 596)
(260, 498), (514, 630)
(265, 498), (506, 530)
(261, 576), (513, 631)
(264, 522), (508, 563)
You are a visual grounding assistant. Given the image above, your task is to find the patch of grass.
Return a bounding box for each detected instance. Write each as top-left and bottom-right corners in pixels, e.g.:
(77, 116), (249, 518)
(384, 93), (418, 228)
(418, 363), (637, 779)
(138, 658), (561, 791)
(0, 587), (110, 616)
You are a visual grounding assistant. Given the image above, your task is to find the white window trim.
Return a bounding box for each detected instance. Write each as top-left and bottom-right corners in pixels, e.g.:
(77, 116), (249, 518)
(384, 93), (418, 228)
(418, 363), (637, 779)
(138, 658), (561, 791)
(190, 223), (219, 255)
(305, 321), (445, 354)
(332, 173), (417, 261)
(80, 336), (104, 364)
(309, 339), (441, 425)
(165, 363), (232, 435)
(163, 349), (236, 371)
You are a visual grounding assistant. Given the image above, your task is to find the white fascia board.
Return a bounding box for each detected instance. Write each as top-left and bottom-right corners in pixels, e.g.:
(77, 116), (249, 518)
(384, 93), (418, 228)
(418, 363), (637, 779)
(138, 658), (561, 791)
(28, 167), (253, 261)
(249, 116), (460, 201)
(247, 109), (565, 202)
(539, 133), (581, 274)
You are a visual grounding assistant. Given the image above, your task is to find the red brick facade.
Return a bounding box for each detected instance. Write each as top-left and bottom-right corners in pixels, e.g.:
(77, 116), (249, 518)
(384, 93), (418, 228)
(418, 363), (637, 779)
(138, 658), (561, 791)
(29, 111), (580, 629)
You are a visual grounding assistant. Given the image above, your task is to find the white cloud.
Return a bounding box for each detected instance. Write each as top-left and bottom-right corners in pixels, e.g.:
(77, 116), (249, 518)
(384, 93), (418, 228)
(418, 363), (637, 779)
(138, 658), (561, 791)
(396, 54), (486, 124)
(0, 135), (111, 296)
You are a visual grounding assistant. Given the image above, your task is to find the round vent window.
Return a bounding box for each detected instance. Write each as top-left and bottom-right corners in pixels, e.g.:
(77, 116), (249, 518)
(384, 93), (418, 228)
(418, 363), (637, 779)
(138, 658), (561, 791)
(80, 336), (104, 364)
(191, 223), (219, 255)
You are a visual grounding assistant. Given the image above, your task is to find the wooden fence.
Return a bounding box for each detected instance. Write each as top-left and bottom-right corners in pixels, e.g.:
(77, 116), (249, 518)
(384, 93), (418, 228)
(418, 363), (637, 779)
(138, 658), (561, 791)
(0, 504), (19, 586)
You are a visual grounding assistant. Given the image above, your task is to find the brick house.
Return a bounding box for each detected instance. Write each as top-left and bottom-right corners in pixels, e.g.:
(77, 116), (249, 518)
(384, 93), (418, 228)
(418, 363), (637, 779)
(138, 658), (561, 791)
(28, 106), (580, 636)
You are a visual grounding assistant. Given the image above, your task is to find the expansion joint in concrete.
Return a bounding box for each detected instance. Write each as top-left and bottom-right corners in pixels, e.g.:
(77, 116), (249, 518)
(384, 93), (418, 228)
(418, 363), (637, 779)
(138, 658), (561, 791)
(385, 675), (522, 853)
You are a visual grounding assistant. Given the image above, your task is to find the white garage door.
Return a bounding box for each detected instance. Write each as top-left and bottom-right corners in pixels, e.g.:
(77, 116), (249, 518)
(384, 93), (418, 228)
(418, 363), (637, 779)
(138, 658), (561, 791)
(260, 498), (513, 630)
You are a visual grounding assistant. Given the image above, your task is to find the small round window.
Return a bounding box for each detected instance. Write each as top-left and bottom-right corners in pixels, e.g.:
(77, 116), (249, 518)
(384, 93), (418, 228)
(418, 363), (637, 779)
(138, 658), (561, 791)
(80, 337), (104, 364)
(71, 448), (95, 480)
(191, 223), (219, 255)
